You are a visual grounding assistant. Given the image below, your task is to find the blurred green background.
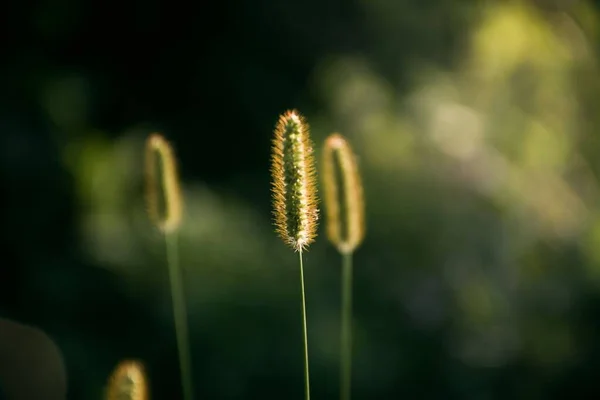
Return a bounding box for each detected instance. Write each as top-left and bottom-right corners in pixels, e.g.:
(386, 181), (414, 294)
(4, 0), (600, 398)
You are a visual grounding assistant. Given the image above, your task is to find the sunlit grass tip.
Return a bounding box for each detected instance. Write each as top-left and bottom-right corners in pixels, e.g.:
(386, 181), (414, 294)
(270, 109), (319, 400)
(322, 132), (365, 254)
(270, 109), (319, 251)
(145, 133), (183, 233)
(105, 359), (149, 400)
(144, 132), (193, 400)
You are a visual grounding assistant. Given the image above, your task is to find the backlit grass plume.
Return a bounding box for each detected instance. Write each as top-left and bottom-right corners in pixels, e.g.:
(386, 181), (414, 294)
(144, 133), (193, 400)
(321, 132), (365, 400)
(270, 109), (319, 400)
(271, 109), (319, 251)
(322, 133), (365, 254)
(145, 133), (183, 232)
(105, 360), (148, 400)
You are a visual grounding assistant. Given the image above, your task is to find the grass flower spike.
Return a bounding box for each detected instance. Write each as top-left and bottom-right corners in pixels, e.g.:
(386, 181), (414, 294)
(271, 109), (319, 251)
(105, 360), (148, 400)
(322, 133), (365, 254)
(322, 132), (365, 400)
(270, 109), (319, 400)
(144, 133), (193, 400)
(145, 133), (183, 233)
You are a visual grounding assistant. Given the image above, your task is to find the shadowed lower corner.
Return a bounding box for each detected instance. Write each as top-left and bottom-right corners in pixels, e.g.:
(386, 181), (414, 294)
(0, 318), (67, 400)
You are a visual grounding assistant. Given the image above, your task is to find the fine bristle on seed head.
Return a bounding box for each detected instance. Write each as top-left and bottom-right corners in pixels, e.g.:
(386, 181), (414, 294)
(145, 133), (183, 233)
(322, 132), (365, 254)
(105, 359), (149, 400)
(270, 109), (319, 251)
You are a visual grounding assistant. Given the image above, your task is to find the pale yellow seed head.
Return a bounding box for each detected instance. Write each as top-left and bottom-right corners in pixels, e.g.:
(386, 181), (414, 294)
(145, 133), (183, 233)
(322, 133), (365, 254)
(270, 109), (319, 251)
(105, 360), (149, 400)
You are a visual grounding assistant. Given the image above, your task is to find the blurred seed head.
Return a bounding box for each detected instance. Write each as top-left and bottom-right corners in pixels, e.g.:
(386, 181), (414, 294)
(322, 133), (365, 254)
(145, 133), (183, 233)
(105, 360), (148, 400)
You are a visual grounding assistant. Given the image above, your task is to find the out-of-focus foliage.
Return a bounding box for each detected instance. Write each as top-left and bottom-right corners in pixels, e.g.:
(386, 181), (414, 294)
(4, 0), (600, 399)
(310, 0), (600, 388)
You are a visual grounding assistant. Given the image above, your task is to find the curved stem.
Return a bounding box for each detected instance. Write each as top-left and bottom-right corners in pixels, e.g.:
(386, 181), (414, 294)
(340, 252), (353, 400)
(166, 232), (194, 400)
(299, 250), (311, 400)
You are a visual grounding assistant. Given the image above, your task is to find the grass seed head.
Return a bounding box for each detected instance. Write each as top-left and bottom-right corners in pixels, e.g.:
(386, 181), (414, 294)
(322, 133), (365, 254)
(105, 359), (149, 400)
(145, 133), (183, 233)
(270, 109), (319, 251)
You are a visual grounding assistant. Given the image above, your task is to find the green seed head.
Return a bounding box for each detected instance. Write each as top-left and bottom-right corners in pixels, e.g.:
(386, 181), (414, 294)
(322, 133), (365, 254)
(145, 133), (183, 233)
(271, 110), (319, 251)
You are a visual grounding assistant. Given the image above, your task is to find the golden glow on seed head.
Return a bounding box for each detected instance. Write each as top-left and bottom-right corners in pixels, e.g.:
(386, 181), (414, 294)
(322, 132), (365, 254)
(145, 133), (183, 233)
(270, 109), (319, 251)
(105, 360), (149, 400)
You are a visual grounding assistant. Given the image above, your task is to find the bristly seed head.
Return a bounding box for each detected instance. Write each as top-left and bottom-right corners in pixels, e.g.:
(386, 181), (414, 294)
(145, 133), (183, 233)
(322, 133), (365, 254)
(105, 359), (149, 400)
(270, 109), (319, 251)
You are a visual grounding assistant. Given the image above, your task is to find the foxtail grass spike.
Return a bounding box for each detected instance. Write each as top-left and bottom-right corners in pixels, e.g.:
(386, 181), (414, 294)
(105, 360), (149, 400)
(322, 133), (365, 255)
(144, 132), (193, 400)
(145, 133), (183, 233)
(270, 109), (319, 400)
(322, 133), (365, 400)
(271, 109), (319, 252)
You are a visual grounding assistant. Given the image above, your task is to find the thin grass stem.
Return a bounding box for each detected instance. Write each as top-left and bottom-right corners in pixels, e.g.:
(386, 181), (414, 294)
(299, 249), (311, 400)
(340, 252), (353, 400)
(165, 231), (194, 400)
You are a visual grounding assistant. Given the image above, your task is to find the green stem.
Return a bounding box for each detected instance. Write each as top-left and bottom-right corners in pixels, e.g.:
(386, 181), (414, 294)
(299, 249), (311, 400)
(165, 232), (194, 400)
(340, 252), (353, 400)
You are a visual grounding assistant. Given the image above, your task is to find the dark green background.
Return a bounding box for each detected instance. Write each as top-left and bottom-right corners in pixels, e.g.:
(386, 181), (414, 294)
(3, 0), (600, 399)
